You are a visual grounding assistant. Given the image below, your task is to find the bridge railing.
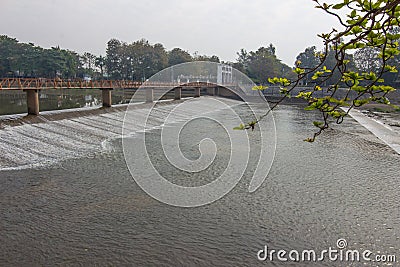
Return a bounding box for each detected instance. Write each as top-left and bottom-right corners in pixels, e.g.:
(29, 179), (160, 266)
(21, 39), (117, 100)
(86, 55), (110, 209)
(0, 78), (145, 90)
(0, 78), (232, 90)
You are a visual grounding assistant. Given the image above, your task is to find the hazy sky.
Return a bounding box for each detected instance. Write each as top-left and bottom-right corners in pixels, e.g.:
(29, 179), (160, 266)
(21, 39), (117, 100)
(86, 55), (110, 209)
(0, 0), (341, 65)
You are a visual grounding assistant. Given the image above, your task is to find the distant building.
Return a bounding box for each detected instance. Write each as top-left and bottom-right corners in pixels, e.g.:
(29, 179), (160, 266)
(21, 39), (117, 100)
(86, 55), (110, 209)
(217, 64), (232, 84)
(83, 75), (91, 82)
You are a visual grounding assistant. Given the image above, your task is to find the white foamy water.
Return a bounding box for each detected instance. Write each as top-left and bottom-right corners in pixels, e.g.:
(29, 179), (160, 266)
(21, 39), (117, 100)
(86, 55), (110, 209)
(0, 97), (242, 170)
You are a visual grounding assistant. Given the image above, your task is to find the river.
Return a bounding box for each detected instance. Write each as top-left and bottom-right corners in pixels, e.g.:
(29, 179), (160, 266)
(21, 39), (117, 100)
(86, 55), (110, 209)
(0, 98), (399, 266)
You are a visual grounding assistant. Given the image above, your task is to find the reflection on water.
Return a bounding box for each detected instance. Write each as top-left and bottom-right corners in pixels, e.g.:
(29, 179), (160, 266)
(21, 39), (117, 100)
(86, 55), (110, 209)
(0, 89), (199, 116)
(0, 102), (399, 266)
(0, 89), (138, 115)
(1, 89), (98, 115)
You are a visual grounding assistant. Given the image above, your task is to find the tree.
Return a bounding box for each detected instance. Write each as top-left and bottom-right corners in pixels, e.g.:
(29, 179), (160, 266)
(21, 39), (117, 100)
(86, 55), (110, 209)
(0, 36), (20, 76)
(193, 52), (220, 63)
(61, 49), (82, 78)
(120, 41), (134, 80)
(250, 0), (400, 142)
(236, 49), (249, 66)
(126, 39), (168, 80)
(233, 49), (250, 73)
(105, 38), (123, 79)
(381, 27), (400, 86)
(95, 55), (106, 79)
(151, 43), (169, 76)
(353, 47), (381, 72)
(296, 46), (320, 85)
(235, 45), (294, 84)
(247, 45), (281, 84)
(0, 35), (82, 78)
(168, 48), (192, 66)
(81, 52), (96, 76)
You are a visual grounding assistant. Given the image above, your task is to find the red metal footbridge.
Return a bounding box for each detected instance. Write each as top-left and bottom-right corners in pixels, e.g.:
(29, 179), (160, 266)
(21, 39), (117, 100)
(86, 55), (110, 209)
(0, 78), (227, 115)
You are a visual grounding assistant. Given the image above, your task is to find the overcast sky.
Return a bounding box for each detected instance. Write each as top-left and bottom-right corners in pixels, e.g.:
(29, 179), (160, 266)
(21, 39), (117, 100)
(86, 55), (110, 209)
(0, 0), (341, 66)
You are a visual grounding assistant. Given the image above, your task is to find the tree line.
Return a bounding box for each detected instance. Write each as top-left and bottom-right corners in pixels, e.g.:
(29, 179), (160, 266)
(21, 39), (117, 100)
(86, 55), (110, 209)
(0, 35), (222, 80)
(294, 33), (400, 88)
(0, 35), (298, 82)
(0, 34), (398, 87)
(0, 35), (81, 78)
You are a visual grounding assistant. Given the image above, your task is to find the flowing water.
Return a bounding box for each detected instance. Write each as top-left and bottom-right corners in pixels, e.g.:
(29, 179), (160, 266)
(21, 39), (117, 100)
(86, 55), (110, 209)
(0, 97), (399, 266)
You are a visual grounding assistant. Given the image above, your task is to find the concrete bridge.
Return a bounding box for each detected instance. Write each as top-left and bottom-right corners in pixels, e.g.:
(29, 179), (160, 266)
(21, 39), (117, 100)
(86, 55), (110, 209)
(0, 78), (238, 115)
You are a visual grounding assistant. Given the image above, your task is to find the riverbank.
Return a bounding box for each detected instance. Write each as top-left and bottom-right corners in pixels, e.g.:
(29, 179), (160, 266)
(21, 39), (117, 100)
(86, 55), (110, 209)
(359, 104), (400, 135)
(343, 107), (400, 154)
(339, 103), (400, 154)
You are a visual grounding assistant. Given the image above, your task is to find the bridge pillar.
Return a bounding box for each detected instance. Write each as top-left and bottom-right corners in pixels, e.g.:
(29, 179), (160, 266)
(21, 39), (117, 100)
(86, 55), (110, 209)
(207, 87), (216, 96)
(146, 88), (154, 102)
(101, 89), (112, 107)
(194, 87), (201, 98)
(25, 89), (39, 115)
(174, 87), (182, 100)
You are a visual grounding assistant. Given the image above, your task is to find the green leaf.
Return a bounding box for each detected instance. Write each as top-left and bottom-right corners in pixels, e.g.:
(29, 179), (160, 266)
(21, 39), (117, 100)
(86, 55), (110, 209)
(376, 97), (391, 105)
(233, 124), (245, 130)
(328, 110), (342, 118)
(354, 99), (370, 106)
(332, 3), (346, 9)
(312, 71), (324, 80)
(351, 26), (362, 34)
(349, 9), (357, 18)
(252, 85), (268, 90)
(363, 72), (377, 80)
(296, 91), (313, 99)
(313, 121), (324, 128)
(304, 105), (316, 111)
(268, 77), (280, 84)
(279, 88), (289, 95)
(323, 66), (331, 73)
(294, 67), (305, 75)
(384, 65), (398, 73)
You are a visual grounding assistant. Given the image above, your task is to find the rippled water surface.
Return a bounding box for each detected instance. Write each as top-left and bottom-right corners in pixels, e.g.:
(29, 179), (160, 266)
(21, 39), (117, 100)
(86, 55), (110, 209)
(1, 99), (399, 266)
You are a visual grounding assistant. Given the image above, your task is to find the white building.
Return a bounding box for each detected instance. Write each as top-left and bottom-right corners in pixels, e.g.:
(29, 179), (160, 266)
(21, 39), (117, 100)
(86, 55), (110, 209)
(217, 64), (233, 84)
